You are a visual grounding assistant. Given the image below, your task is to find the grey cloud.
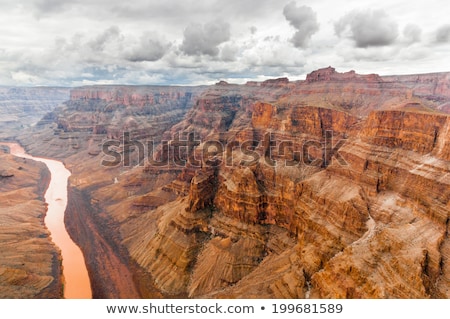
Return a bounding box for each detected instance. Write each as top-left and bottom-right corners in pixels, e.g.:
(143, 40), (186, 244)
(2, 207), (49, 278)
(30, 0), (102, 17)
(88, 26), (122, 52)
(180, 21), (230, 56)
(335, 9), (398, 48)
(350, 47), (400, 62)
(283, 2), (319, 48)
(403, 24), (422, 44)
(32, 0), (74, 14)
(220, 44), (238, 62)
(110, 0), (277, 23)
(31, 0), (113, 16)
(436, 24), (450, 43)
(264, 35), (281, 42)
(126, 33), (171, 62)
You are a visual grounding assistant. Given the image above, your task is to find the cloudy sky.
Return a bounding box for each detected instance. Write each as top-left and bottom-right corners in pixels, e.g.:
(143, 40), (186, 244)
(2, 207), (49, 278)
(0, 0), (449, 86)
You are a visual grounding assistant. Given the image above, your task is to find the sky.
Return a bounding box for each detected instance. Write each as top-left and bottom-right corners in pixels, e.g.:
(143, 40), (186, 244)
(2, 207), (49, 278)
(0, 0), (449, 86)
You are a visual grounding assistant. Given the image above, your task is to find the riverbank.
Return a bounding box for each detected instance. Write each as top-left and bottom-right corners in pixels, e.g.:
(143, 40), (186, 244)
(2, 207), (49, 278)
(1, 142), (92, 298)
(0, 147), (62, 298)
(65, 187), (142, 298)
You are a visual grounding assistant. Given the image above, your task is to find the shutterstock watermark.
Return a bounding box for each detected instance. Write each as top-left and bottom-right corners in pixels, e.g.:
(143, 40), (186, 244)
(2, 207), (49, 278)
(101, 131), (348, 168)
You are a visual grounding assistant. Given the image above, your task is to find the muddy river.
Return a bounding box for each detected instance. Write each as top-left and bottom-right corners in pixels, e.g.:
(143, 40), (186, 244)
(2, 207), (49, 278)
(3, 143), (92, 299)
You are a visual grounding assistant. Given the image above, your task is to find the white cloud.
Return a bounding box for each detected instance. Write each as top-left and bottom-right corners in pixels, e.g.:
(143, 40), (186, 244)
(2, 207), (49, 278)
(11, 71), (40, 84)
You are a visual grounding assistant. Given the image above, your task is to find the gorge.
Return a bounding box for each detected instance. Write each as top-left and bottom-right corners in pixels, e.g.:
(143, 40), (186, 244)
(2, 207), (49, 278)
(1, 67), (449, 298)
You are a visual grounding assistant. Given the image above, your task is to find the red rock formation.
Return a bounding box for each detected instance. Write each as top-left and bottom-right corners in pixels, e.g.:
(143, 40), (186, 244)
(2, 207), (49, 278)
(306, 66), (382, 83)
(261, 77), (290, 87)
(383, 72), (450, 99)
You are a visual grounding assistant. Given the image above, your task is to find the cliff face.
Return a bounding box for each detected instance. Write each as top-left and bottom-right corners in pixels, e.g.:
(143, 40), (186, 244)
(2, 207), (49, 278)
(307, 109), (450, 298)
(0, 148), (62, 298)
(383, 72), (450, 98)
(17, 85), (205, 160)
(361, 111), (450, 160)
(14, 67), (450, 299)
(282, 67), (450, 117)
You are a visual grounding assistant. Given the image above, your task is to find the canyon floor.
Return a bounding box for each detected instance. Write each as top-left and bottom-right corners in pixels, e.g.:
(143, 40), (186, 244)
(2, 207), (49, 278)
(1, 67), (449, 298)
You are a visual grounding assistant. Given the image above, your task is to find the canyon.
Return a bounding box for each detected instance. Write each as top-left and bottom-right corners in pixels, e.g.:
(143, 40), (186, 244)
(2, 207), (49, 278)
(0, 87), (70, 139)
(1, 67), (449, 298)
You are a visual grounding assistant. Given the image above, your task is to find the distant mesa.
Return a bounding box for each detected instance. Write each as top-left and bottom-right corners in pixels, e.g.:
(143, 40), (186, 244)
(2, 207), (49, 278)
(261, 77), (289, 87)
(306, 66), (381, 83)
(215, 80), (229, 86)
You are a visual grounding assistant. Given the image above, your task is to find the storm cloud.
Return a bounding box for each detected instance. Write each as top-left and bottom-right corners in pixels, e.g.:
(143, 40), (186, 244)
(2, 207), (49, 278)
(180, 21), (231, 57)
(283, 2), (319, 48)
(126, 33), (171, 62)
(335, 9), (399, 48)
(88, 26), (122, 52)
